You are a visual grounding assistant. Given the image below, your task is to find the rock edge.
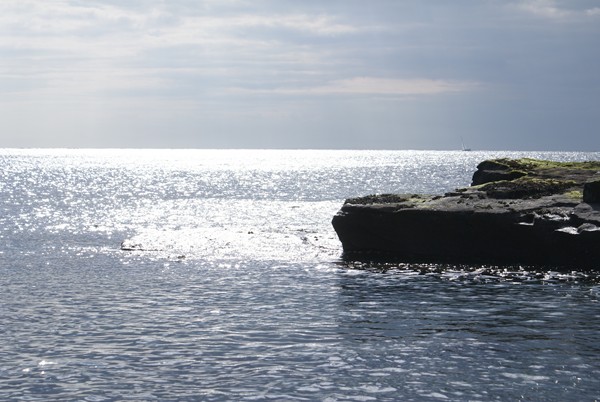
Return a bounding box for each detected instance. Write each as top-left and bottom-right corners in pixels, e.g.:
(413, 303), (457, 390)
(332, 158), (600, 269)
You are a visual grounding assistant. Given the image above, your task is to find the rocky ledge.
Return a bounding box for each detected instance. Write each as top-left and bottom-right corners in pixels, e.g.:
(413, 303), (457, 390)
(332, 158), (600, 269)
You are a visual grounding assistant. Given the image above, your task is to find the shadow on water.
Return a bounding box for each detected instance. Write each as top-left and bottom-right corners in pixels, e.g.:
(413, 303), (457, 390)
(331, 261), (600, 399)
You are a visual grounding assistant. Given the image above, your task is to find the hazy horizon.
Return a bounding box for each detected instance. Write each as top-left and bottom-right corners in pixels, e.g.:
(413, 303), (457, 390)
(2, 147), (599, 154)
(1, 1), (599, 151)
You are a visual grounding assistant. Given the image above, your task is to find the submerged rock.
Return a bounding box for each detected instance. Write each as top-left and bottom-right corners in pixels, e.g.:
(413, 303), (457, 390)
(332, 158), (600, 269)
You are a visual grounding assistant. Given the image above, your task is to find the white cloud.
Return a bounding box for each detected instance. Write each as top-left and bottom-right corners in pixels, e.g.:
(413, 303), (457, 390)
(0, 1), (363, 87)
(229, 77), (480, 97)
(0, 1), (368, 101)
(0, 1), (158, 34)
(586, 8), (600, 16)
(516, 0), (569, 19)
(513, 0), (600, 20)
(186, 14), (360, 36)
(0, 1), (360, 49)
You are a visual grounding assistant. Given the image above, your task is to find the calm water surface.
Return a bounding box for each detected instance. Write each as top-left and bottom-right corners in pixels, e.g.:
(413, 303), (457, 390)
(1, 149), (599, 401)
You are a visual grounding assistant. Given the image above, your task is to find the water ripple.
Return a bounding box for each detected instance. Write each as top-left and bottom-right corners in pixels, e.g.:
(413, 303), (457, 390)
(2, 149), (600, 401)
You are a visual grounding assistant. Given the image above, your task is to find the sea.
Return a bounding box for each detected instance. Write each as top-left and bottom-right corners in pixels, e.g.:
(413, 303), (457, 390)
(1, 149), (600, 401)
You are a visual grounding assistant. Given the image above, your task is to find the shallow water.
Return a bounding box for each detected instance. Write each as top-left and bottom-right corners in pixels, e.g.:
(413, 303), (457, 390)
(1, 149), (599, 401)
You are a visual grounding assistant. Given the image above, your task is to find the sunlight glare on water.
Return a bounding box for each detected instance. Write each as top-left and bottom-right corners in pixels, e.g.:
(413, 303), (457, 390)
(1, 149), (600, 401)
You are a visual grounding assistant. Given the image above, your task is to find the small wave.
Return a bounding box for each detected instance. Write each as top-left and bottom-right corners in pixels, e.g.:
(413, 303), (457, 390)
(341, 261), (600, 283)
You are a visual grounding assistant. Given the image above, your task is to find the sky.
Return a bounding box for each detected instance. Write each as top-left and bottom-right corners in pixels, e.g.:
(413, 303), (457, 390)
(1, 0), (599, 150)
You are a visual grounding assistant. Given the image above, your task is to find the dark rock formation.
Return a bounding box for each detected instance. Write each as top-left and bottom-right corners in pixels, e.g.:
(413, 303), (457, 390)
(471, 160), (527, 185)
(332, 158), (600, 269)
(584, 179), (600, 203)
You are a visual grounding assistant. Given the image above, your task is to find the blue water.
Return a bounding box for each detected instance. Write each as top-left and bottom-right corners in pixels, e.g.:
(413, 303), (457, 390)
(1, 149), (600, 401)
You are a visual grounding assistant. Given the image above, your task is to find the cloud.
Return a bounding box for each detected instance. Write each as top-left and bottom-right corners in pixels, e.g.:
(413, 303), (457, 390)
(513, 0), (600, 20)
(0, 1), (365, 95)
(192, 14), (361, 36)
(0, 1), (370, 102)
(515, 0), (569, 19)
(586, 8), (600, 16)
(0, 1), (158, 34)
(229, 77), (480, 97)
(0, 1), (361, 48)
(1, 1), (597, 150)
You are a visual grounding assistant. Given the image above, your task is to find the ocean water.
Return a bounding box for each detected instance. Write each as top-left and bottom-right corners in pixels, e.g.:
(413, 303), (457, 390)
(1, 149), (600, 401)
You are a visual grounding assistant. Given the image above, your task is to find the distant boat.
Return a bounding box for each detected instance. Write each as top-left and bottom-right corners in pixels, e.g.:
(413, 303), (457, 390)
(461, 137), (472, 151)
